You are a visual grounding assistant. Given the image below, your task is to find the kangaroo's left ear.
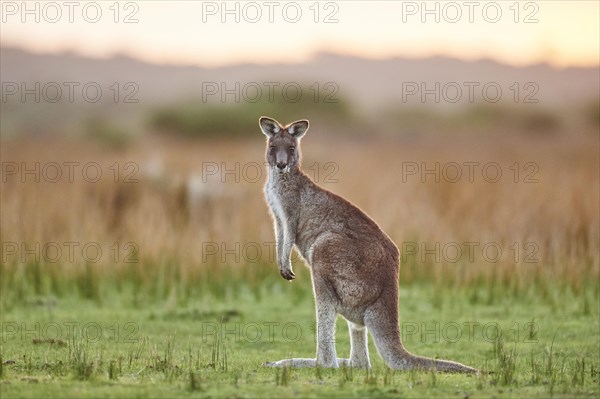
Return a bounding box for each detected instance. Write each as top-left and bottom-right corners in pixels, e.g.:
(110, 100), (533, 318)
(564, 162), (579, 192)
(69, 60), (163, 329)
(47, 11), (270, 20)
(287, 120), (309, 139)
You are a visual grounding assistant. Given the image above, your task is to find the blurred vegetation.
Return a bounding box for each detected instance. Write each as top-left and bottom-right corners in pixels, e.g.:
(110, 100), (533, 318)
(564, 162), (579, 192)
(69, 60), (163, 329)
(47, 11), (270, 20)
(582, 99), (600, 128)
(84, 116), (134, 149)
(1, 131), (597, 309)
(150, 86), (356, 138)
(381, 104), (563, 136)
(2, 90), (595, 140)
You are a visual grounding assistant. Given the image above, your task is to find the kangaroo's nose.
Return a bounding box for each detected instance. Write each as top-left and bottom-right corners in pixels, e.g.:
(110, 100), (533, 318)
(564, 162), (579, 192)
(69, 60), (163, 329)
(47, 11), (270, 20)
(276, 162), (287, 170)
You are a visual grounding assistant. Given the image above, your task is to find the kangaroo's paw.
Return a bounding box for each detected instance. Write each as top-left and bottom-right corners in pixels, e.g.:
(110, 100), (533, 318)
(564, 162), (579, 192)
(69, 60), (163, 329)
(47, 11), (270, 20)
(279, 267), (295, 281)
(263, 358), (316, 368)
(263, 358), (361, 368)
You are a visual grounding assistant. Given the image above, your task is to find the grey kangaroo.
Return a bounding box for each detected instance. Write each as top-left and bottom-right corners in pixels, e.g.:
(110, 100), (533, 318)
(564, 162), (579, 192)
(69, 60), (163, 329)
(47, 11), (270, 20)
(260, 116), (478, 373)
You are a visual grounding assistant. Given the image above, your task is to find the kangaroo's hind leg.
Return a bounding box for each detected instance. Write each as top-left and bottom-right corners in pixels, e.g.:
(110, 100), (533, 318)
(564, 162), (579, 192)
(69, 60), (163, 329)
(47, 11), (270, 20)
(262, 298), (346, 368)
(348, 321), (371, 368)
(264, 266), (340, 368)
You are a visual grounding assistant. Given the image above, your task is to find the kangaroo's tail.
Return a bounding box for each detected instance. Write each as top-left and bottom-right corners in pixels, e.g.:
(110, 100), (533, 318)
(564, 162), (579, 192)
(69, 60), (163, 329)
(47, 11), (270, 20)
(398, 351), (479, 374)
(364, 301), (478, 374)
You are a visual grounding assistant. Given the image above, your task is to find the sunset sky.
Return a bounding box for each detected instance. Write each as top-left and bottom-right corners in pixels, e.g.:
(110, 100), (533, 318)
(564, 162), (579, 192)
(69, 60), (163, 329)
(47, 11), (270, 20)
(1, 1), (598, 67)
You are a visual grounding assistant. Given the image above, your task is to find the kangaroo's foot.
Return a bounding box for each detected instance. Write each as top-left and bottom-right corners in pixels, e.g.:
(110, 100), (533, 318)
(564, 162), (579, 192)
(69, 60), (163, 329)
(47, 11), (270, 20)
(263, 358), (359, 368)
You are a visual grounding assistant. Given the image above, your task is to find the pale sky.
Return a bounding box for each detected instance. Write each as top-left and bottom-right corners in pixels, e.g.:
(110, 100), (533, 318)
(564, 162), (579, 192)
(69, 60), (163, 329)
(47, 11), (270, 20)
(1, 1), (598, 67)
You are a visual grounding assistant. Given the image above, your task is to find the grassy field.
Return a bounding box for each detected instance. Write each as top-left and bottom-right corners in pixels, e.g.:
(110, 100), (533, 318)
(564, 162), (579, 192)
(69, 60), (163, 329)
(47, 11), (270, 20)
(1, 127), (598, 398)
(1, 281), (598, 398)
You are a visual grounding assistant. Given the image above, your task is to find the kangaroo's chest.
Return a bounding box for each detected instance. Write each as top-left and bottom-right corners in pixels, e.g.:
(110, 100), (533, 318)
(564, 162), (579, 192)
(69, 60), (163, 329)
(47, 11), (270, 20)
(265, 179), (289, 223)
(266, 185), (284, 220)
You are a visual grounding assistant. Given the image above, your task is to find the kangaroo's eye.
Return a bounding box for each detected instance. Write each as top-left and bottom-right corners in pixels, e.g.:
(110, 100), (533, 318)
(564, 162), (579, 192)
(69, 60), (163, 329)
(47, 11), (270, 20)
(289, 146), (295, 151)
(269, 146), (275, 151)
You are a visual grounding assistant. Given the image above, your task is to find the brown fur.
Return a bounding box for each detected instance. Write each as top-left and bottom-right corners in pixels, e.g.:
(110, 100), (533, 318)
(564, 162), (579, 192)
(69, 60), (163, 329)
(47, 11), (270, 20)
(260, 116), (478, 373)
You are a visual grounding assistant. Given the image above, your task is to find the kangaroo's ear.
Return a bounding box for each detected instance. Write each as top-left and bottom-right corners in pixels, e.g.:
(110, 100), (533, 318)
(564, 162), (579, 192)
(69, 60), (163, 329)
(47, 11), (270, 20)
(259, 116), (282, 137)
(287, 119), (309, 139)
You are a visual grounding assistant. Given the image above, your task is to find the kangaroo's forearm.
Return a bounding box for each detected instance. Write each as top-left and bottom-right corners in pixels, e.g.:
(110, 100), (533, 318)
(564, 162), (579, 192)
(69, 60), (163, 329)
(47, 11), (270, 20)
(274, 218), (285, 262)
(278, 226), (295, 267)
(276, 222), (297, 280)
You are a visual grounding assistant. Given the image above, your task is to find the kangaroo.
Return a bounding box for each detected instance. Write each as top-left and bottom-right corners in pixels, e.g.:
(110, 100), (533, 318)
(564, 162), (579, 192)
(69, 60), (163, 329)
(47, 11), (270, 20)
(259, 116), (478, 373)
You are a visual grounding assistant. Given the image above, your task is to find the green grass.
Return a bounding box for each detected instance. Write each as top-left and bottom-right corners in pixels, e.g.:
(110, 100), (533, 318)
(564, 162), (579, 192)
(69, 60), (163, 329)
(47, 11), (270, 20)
(1, 274), (598, 398)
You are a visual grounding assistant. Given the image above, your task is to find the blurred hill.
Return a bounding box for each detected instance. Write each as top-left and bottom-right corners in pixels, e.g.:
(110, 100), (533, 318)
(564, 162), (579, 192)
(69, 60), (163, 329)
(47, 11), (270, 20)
(3, 46), (598, 107)
(1, 46), (598, 137)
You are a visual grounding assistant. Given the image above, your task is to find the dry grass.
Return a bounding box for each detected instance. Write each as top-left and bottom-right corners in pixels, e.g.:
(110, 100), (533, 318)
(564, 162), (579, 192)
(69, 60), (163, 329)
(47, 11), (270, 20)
(1, 128), (598, 306)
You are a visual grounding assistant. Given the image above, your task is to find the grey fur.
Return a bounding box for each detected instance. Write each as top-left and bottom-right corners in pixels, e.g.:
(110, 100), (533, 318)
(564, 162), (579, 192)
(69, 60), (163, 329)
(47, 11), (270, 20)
(260, 116), (478, 373)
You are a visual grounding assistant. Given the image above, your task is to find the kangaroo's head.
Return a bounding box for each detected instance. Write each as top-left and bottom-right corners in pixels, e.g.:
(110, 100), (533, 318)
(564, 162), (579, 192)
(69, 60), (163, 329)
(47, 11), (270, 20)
(259, 116), (309, 175)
